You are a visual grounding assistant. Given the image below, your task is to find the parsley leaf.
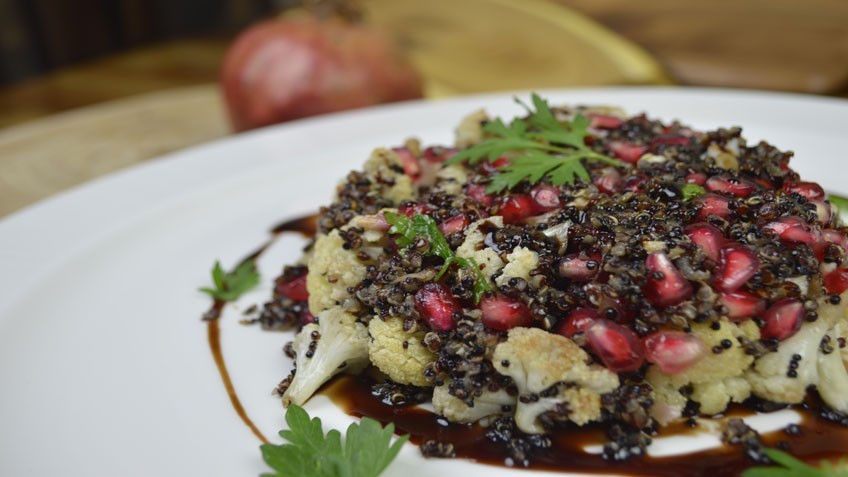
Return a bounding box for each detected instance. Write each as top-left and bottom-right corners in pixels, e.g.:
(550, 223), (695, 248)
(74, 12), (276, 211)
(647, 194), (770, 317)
(741, 448), (848, 477)
(260, 404), (409, 477)
(446, 93), (621, 193)
(829, 194), (848, 212)
(384, 211), (491, 303)
(682, 183), (706, 201)
(199, 260), (260, 301)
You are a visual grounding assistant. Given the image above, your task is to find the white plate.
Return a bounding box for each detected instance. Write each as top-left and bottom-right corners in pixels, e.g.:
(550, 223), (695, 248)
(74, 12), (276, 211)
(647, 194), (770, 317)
(1, 87), (847, 477)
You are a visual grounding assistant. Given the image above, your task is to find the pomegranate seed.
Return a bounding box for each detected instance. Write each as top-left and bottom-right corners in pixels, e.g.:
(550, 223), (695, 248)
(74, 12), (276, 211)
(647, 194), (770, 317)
(398, 202), (435, 218)
(414, 283), (462, 331)
(589, 114), (624, 129)
(763, 216), (823, 246)
(480, 294), (531, 331)
(824, 269), (848, 294)
(277, 274), (309, 301)
(685, 222), (725, 262)
(823, 229), (848, 255)
(422, 146), (458, 163)
(481, 156), (511, 175)
(644, 331), (706, 375)
(697, 193), (731, 219)
(299, 309), (315, 325)
(706, 175), (756, 197)
(392, 147), (421, 180)
(712, 243), (760, 293)
(642, 251), (694, 307)
(465, 183), (493, 207)
(438, 214), (468, 235)
(609, 141), (648, 164)
(685, 172), (707, 185)
(593, 167), (623, 194)
(650, 135), (690, 149)
(498, 194), (535, 224)
(585, 319), (646, 372)
(783, 181), (825, 201)
(558, 254), (602, 282)
(556, 307), (600, 338)
(760, 299), (804, 341)
(357, 214), (390, 231)
(812, 200), (832, 225)
(719, 290), (766, 322)
(530, 184), (561, 213)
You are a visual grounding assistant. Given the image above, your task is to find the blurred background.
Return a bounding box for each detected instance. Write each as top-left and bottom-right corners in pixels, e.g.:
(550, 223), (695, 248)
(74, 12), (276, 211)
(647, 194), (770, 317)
(1, 0), (847, 216)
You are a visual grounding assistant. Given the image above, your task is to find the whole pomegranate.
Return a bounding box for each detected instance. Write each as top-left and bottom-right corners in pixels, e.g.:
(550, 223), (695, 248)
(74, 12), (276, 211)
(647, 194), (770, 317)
(220, 13), (424, 131)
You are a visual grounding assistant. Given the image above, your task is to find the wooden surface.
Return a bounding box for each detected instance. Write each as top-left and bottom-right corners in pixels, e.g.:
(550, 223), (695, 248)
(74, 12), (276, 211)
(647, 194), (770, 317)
(1, 0), (847, 218)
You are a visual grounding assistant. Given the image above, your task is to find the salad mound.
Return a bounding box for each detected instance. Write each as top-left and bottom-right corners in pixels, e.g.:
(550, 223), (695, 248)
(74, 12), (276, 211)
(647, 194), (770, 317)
(259, 95), (848, 463)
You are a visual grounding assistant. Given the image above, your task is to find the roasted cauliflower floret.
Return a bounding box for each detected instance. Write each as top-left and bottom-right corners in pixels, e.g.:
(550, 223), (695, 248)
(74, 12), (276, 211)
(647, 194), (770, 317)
(307, 229), (367, 314)
(433, 164), (468, 195)
(747, 292), (848, 411)
(456, 217), (505, 283)
(454, 109), (489, 149)
(362, 148), (415, 204)
(492, 327), (619, 434)
(282, 307), (370, 407)
(368, 316), (435, 386)
(647, 319), (759, 418)
(495, 246), (540, 287)
(432, 385), (516, 424)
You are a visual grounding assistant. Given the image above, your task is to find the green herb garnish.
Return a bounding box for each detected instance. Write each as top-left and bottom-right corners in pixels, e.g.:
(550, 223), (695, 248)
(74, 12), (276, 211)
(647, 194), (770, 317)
(829, 194), (848, 212)
(384, 211), (491, 302)
(260, 404), (409, 477)
(199, 260), (260, 301)
(682, 183), (706, 201)
(741, 448), (848, 477)
(446, 93), (622, 193)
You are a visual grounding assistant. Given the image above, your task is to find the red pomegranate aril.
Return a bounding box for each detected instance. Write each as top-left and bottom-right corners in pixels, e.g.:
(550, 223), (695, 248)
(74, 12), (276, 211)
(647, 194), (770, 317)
(299, 309), (315, 325)
(465, 183), (493, 207)
(697, 193), (731, 219)
(719, 290), (766, 322)
(393, 147), (421, 180)
(783, 181), (825, 201)
(585, 319), (646, 372)
(685, 172), (707, 185)
(556, 307), (600, 338)
(713, 243), (760, 293)
(277, 274), (309, 301)
(438, 214), (468, 235)
(824, 269), (848, 294)
(609, 141), (648, 164)
(530, 184), (562, 213)
(644, 331), (706, 375)
(594, 167), (623, 194)
(823, 229), (848, 255)
(398, 202), (435, 218)
(760, 299), (804, 341)
(763, 216), (823, 246)
(499, 194), (535, 224)
(414, 283), (462, 331)
(480, 294), (531, 331)
(650, 135), (690, 149)
(589, 114), (624, 129)
(685, 222), (725, 262)
(706, 175), (756, 197)
(481, 156), (511, 175)
(422, 146), (457, 163)
(642, 251), (694, 307)
(558, 254), (601, 282)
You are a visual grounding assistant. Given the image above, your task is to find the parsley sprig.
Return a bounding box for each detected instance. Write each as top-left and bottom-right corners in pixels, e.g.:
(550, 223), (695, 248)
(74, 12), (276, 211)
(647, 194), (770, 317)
(384, 211), (491, 303)
(260, 404), (409, 477)
(199, 260), (260, 301)
(446, 93), (622, 193)
(741, 448), (848, 477)
(829, 194), (848, 212)
(682, 183), (706, 201)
